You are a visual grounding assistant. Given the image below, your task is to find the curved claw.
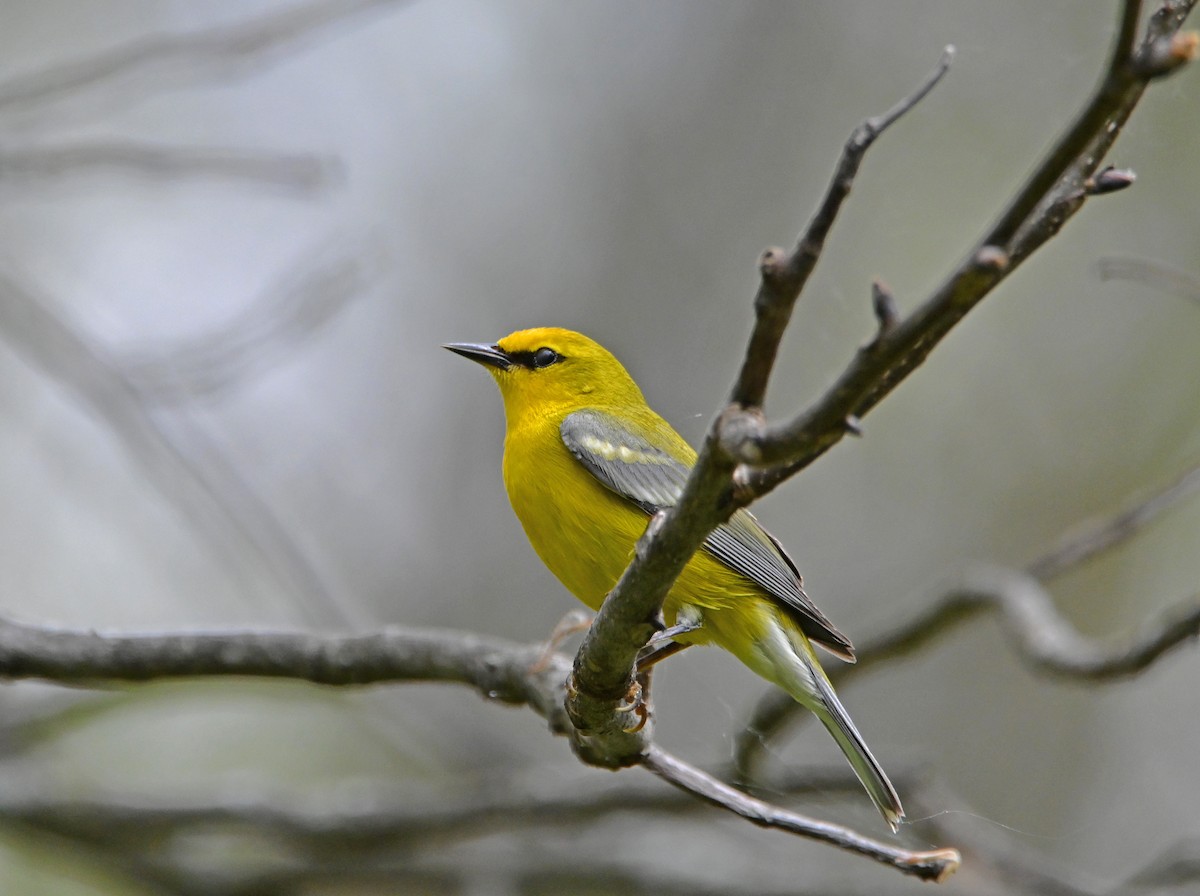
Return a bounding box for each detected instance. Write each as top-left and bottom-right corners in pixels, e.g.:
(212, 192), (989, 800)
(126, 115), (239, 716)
(622, 703), (650, 733)
(615, 681), (650, 733)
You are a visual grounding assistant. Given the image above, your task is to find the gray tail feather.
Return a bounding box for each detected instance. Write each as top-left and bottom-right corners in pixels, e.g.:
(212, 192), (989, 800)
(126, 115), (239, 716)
(810, 670), (905, 832)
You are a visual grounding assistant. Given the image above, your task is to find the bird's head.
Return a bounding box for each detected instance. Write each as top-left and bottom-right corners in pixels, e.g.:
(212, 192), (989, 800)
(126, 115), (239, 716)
(444, 327), (646, 424)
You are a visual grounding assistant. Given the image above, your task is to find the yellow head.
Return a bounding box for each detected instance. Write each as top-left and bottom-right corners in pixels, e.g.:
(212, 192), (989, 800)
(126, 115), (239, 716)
(444, 327), (647, 426)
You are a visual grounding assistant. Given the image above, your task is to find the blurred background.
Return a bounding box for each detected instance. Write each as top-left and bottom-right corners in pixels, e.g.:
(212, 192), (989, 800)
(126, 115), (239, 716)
(0, 1), (1198, 893)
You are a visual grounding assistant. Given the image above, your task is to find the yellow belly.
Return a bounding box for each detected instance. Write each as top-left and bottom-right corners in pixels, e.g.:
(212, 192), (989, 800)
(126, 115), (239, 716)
(502, 418), (760, 650)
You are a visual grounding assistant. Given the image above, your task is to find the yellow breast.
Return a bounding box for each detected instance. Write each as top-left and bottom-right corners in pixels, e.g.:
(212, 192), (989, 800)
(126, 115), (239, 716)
(501, 411), (760, 641)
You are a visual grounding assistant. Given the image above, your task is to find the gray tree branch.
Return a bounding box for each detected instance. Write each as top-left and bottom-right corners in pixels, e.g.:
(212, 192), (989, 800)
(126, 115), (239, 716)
(566, 0), (1195, 869)
(0, 142), (339, 193)
(734, 455), (1200, 780)
(0, 615), (958, 881)
(0, 0), (409, 117)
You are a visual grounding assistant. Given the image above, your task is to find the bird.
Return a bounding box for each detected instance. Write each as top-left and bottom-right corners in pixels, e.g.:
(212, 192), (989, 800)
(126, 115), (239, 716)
(444, 326), (904, 831)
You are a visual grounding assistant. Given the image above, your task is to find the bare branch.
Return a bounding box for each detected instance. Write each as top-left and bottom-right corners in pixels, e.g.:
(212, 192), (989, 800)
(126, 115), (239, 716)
(1028, 459), (1200, 581)
(728, 46), (955, 411)
(0, 142), (340, 193)
(118, 240), (382, 403)
(0, 270), (342, 625)
(0, 0), (410, 116)
(642, 747), (960, 883)
(728, 1), (1197, 498)
(1097, 256), (1200, 305)
(0, 615), (961, 877)
(734, 456), (1200, 777)
(853, 566), (1200, 680)
(735, 571), (1200, 781)
(0, 765), (916, 851)
(0, 618), (568, 724)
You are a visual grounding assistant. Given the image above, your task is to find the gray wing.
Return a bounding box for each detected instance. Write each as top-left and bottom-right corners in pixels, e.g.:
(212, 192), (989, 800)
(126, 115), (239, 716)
(560, 409), (854, 660)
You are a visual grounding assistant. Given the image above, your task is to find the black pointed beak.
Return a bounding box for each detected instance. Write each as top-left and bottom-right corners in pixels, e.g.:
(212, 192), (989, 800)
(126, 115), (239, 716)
(443, 341), (512, 371)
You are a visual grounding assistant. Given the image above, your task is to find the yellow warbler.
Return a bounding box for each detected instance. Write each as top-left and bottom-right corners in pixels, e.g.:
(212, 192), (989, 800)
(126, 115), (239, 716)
(445, 327), (903, 831)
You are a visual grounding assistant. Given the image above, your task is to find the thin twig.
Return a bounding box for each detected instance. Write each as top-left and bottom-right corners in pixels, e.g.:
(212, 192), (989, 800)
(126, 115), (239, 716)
(729, 0), (1196, 498)
(734, 570), (1200, 781)
(118, 239), (382, 403)
(0, 0), (408, 115)
(727, 46), (955, 411)
(642, 746), (960, 883)
(0, 142), (339, 192)
(0, 765), (914, 851)
(1027, 459), (1200, 580)
(0, 271), (342, 626)
(1097, 256), (1200, 305)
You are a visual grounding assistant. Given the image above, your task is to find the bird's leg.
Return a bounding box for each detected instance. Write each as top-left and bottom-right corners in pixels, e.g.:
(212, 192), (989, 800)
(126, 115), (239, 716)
(618, 610), (704, 731)
(634, 638), (690, 673)
(635, 605), (703, 674)
(529, 608), (594, 674)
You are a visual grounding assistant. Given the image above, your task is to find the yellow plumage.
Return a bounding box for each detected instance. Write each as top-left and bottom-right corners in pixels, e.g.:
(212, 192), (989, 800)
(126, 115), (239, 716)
(445, 327), (903, 831)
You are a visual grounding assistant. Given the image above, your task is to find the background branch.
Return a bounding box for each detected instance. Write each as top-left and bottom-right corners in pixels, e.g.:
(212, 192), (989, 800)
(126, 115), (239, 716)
(728, 0), (1197, 498)
(0, 615), (956, 880)
(734, 457), (1200, 779)
(0, 0), (408, 116)
(0, 142), (339, 193)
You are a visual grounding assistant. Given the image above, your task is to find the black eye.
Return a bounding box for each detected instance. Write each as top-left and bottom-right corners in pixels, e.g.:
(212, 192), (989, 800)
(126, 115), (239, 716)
(532, 347), (560, 368)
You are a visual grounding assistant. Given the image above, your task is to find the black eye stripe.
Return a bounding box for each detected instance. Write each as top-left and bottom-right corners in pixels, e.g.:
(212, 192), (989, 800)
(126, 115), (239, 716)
(508, 348), (563, 369)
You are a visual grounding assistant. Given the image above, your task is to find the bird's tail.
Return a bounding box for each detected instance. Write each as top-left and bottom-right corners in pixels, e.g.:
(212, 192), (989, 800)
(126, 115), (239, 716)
(769, 615), (905, 832)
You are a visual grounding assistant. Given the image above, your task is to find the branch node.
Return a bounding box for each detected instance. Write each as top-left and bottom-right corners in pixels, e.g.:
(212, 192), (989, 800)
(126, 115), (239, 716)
(758, 246), (792, 286)
(1134, 29), (1199, 78)
(1084, 165), (1137, 195)
(905, 848), (963, 883)
(972, 245), (1010, 272)
(871, 278), (900, 340)
(637, 510), (669, 556)
(730, 464), (756, 507)
(717, 407), (767, 464)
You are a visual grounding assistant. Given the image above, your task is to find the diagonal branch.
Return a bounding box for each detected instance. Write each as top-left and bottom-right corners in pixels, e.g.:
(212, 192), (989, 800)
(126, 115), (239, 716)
(1027, 459), (1200, 581)
(734, 575), (1200, 782)
(567, 44), (956, 763)
(1097, 255), (1200, 306)
(728, 0), (1197, 499)
(728, 46), (955, 410)
(734, 452), (1200, 779)
(841, 567), (1200, 682)
(0, 269), (343, 625)
(0, 0), (409, 115)
(642, 747), (960, 882)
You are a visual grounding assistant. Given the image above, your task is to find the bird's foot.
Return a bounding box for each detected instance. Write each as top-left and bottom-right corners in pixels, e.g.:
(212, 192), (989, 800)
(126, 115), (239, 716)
(529, 609), (594, 674)
(635, 611), (702, 674)
(615, 679), (650, 733)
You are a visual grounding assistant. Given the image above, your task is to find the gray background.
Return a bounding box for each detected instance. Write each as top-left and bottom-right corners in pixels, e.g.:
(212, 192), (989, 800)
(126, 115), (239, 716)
(0, 1), (1197, 893)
